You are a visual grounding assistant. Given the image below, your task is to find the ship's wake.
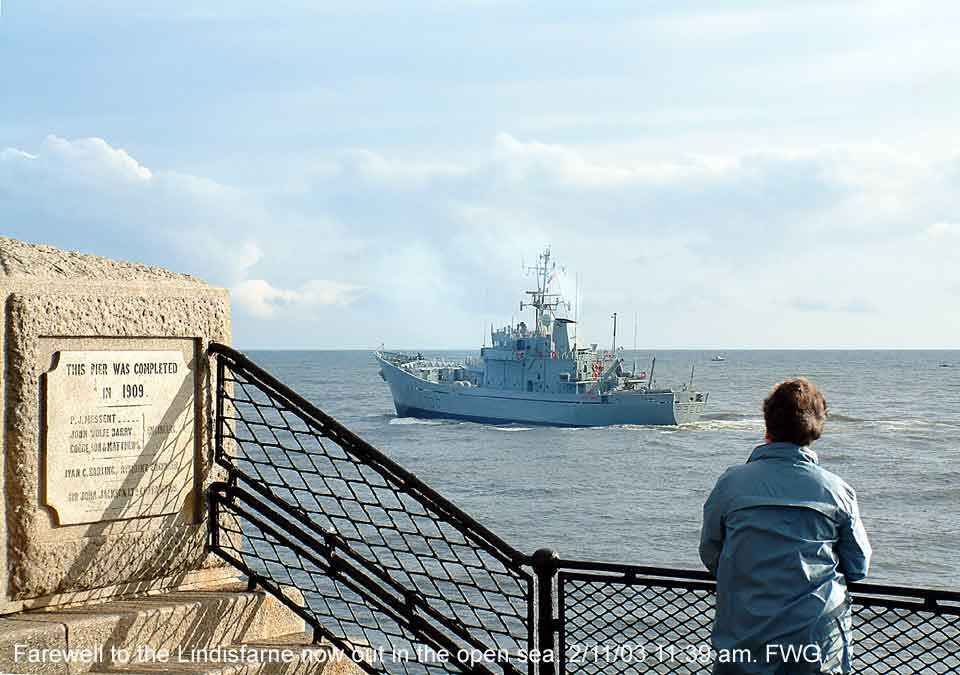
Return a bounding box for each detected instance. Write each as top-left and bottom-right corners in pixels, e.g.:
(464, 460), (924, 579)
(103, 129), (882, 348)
(389, 417), (445, 426)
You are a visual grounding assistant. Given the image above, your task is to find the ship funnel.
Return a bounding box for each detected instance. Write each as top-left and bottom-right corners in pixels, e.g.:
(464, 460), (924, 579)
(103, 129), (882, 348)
(553, 318), (574, 356)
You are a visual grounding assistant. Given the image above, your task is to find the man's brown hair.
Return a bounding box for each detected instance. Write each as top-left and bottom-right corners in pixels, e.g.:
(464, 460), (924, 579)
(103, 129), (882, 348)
(763, 377), (828, 446)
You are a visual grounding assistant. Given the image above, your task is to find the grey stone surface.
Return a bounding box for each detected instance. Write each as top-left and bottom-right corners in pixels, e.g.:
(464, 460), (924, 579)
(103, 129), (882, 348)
(0, 586), (322, 675)
(21, 587), (304, 673)
(0, 236), (203, 284)
(0, 236), (231, 608)
(235, 632), (365, 675)
(0, 616), (70, 674)
(83, 629), (364, 674)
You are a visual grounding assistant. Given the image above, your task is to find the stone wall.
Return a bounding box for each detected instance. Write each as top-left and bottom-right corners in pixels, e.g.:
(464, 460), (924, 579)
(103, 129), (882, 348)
(0, 236), (233, 613)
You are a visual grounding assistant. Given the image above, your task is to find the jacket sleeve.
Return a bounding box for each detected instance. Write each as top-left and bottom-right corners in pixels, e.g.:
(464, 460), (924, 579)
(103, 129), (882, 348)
(836, 488), (871, 582)
(699, 481), (725, 577)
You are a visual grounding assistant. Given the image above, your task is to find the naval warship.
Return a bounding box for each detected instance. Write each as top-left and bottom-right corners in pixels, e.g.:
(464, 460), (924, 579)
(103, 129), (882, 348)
(375, 248), (708, 426)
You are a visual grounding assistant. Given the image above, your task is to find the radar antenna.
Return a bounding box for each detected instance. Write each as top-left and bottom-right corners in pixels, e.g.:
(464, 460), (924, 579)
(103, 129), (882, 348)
(519, 246), (570, 336)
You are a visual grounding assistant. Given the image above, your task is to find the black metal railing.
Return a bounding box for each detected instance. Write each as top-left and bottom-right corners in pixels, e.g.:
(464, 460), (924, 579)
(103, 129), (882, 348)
(209, 343), (532, 675)
(206, 343), (960, 675)
(549, 560), (960, 675)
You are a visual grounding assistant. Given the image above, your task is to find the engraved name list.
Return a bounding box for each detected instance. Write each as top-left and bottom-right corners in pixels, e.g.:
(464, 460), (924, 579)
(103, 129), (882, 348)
(44, 349), (196, 525)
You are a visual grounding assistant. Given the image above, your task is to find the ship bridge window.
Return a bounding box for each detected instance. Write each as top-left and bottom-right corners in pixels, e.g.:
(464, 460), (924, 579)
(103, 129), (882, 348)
(526, 380), (533, 392)
(517, 340), (526, 350)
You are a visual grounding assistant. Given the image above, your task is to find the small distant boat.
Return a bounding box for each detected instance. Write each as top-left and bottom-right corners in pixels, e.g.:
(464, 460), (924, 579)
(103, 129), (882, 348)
(940, 363), (954, 368)
(711, 355), (726, 362)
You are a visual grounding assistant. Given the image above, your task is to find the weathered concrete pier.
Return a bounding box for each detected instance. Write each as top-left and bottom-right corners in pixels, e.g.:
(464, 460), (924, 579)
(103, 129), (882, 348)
(0, 237), (357, 673)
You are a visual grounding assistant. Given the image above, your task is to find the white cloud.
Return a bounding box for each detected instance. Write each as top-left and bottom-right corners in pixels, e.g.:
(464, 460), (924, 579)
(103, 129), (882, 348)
(926, 222), (960, 239)
(0, 148), (37, 161)
(493, 133), (637, 187)
(790, 299), (879, 314)
(340, 149), (469, 187)
(0, 136), (358, 326)
(298, 134), (960, 346)
(40, 135), (152, 182)
(7, 0), (960, 350)
(4, 132), (960, 347)
(490, 133), (749, 189)
(233, 279), (364, 318)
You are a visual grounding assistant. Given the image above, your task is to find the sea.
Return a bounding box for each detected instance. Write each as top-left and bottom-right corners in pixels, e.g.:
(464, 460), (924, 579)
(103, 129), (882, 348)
(249, 349), (959, 591)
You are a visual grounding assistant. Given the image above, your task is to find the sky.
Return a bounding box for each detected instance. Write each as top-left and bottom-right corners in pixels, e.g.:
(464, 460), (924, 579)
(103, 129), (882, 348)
(1, 1), (958, 349)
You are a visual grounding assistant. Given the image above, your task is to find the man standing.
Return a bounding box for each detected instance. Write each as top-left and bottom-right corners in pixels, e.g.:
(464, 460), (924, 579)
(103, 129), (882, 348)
(700, 378), (871, 674)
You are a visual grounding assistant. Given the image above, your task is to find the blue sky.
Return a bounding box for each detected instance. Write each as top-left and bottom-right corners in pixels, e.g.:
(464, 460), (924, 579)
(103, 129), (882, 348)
(2, 1), (958, 348)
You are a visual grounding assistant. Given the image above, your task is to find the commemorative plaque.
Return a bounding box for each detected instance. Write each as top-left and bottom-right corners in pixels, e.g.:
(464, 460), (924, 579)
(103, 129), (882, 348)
(44, 350), (195, 525)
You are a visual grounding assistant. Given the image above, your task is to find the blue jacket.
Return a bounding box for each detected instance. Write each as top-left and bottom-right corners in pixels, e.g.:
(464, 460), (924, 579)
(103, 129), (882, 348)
(700, 442), (871, 674)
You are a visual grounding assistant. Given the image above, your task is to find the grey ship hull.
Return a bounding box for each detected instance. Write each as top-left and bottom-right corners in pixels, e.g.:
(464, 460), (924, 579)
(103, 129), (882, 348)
(376, 354), (706, 426)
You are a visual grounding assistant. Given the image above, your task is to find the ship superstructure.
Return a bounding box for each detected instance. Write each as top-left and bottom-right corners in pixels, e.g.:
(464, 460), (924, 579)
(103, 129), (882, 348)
(375, 248), (708, 426)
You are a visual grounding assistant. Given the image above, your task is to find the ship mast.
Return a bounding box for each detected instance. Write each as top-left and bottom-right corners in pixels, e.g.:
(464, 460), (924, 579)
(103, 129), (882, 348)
(520, 246), (567, 337)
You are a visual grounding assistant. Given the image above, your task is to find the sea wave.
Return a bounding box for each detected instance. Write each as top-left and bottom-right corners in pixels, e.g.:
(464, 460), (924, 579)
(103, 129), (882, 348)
(494, 426), (532, 432)
(684, 419), (766, 432)
(914, 487), (960, 503)
(704, 411), (868, 424)
(614, 424), (680, 435)
(827, 413), (865, 422)
(860, 419), (960, 432)
(702, 411), (958, 431)
(702, 412), (757, 421)
(388, 417), (445, 426)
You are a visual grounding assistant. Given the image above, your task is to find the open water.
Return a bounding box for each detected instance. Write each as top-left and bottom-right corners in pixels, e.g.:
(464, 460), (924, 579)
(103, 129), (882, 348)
(250, 349), (960, 590)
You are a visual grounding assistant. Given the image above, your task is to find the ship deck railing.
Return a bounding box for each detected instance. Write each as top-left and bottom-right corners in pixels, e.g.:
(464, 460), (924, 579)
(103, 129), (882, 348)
(380, 352), (461, 370)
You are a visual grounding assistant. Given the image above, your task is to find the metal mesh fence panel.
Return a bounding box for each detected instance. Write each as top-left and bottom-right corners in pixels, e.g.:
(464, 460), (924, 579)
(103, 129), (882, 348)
(558, 568), (960, 675)
(853, 602), (960, 674)
(210, 347), (532, 675)
(212, 486), (503, 675)
(560, 573), (714, 675)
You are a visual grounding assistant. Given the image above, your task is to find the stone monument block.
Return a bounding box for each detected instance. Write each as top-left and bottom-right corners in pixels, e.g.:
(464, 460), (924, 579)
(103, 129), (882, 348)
(0, 236), (232, 613)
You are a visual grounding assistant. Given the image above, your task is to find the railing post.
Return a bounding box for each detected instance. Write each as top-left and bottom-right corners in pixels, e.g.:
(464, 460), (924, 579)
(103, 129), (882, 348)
(532, 548), (559, 675)
(208, 488), (219, 552)
(213, 349), (226, 464)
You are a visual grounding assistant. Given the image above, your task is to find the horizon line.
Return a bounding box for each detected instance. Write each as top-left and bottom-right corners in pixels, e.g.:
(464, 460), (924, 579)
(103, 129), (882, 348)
(237, 346), (960, 352)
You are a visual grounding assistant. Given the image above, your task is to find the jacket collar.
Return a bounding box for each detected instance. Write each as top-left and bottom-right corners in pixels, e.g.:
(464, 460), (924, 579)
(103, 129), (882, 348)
(748, 441), (819, 465)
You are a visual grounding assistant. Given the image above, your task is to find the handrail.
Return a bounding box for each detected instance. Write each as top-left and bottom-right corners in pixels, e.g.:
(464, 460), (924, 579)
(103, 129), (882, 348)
(555, 559), (713, 581)
(554, 557), (960, 609)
